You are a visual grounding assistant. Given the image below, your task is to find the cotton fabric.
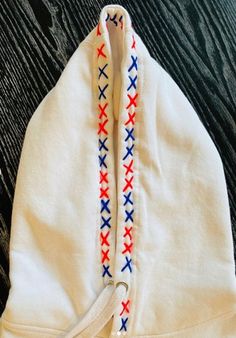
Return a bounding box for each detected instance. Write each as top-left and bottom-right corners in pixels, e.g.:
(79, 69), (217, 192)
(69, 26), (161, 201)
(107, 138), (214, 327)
(1, 4), (236, 337)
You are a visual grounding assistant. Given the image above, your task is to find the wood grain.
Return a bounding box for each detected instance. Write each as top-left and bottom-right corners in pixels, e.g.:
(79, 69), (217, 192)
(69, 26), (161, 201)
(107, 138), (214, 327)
(0, 0), (235, 314)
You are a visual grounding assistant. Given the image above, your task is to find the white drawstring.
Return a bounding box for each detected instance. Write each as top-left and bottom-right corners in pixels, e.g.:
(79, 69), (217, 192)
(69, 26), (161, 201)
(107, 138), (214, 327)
(63, 281), (128, 338)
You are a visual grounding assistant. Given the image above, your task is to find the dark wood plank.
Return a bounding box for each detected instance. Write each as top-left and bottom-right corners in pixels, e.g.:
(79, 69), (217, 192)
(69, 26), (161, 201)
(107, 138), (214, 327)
(0, 0), (235, 314)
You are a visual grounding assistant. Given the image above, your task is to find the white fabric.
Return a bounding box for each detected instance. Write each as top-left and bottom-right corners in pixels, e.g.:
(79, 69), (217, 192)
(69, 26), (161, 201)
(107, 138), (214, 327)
(1, 4), (236, 338)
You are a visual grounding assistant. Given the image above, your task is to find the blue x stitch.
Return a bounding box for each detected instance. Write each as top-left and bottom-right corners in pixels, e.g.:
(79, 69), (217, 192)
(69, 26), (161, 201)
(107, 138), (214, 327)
(98, 64), (108, 79)
(125, 209), (134, 222)
(99, 154), (107, 168)
(100, 216), (112, 229)
(102, 264), (112, 277)
(101, 199), (111, 214)
(110, 14), (118, 26)
(125, 128), (135, 142)
(122, 144), (134, 161)
(99, 137), (108, 151)
(128, 55), (138, 72)
(120, 317), (128, 331)
(123, 191), (133, 206)
(127, 75), (137, 91)
(98, 84), (108, 100)
(121, 257), (132, 273)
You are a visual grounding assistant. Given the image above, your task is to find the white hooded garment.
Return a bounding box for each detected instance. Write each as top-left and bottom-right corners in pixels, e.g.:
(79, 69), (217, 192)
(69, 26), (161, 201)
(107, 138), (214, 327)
(0, 3), (236, 338)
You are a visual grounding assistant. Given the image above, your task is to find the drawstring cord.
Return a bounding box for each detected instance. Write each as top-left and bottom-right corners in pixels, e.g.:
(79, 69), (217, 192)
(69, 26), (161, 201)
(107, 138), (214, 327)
(64, 281), (128, 338)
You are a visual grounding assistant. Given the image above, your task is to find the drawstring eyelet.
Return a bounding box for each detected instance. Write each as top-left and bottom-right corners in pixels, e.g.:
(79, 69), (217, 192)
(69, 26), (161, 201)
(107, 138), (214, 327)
(106, 279), (114, 286)
(115, 281), (129, 293)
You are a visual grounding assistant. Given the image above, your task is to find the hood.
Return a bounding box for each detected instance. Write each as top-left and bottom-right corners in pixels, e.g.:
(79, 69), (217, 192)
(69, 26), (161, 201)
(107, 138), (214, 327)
(1, 3), (236, 338)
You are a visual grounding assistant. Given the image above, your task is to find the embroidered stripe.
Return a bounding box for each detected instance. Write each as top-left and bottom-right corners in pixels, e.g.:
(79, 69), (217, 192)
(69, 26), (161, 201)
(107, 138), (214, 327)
(96, 22), (112, 281)
(120, 32), (138, 333)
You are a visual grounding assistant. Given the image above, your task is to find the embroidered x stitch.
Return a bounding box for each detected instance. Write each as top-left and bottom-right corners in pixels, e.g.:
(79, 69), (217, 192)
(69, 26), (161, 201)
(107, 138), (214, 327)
(98, 119), (108, 135)
(110, 14), (118, 26)
(125, 209), (134, 223)
(100, 187), (109, 198)
(122, 242), (133, 254)
(97, 43), (107, 58)
(101, 249), (110, 263)
(120, 300), (130, 316)
(99, 138), (108, 151)
(124, 226), (133, 240)
(123, 191), (133, 206)
(119, 15), (123, 29)
(123, 176), (134, 192)
(100, 231), (110, 246)
(126, 93), (138, 109)
(120, 317), (128, 331)
(98, 64), (108, 79)
(99, 154), (107, 168)
(127, 75), (137, 91)
(121, 257), (132, 273)
(102, 265), (112, 277)
(131, 34), (136, 49)
(96, 22), (101, 36)
(98, 84), (108, 100)
(125, 128), (135, 142)
(101, 199), (111, 213)
(123, 144), (134, 161)
(128, 55), (138, 72)
(125, 112), (136, 126)
(100, 216), (111, 229)
(98, 102), (108, 119)
(100, 171), (108, 184)
(123, 159), (134, 175)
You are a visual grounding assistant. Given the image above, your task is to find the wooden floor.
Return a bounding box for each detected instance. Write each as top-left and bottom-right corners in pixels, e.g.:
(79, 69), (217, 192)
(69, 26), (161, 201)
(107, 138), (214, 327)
(0, 0), (235, 314)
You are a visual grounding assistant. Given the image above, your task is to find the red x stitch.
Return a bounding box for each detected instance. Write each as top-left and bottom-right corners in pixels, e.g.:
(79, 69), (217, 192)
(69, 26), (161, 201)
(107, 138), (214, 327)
(101, 249), (110, 263)
(98, 102), (108, 119)
(100, 171), (108, 184)
(96, 23), (101, 36)
(123, 176), (134, 192)
(123, 226), (133, 240)
(100, 187), (109, 199)
(100, 231), (110, 246)
(131, 35), (136, 49)
(126, 93), (138, 110)
(123, 159), (134, 176)
(98, 119), (108, 135)
(122, 242), (133, 254)
(97, 43), (106, 58)
(125, 112), (136, 126)
(119, 299), (130, 316)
